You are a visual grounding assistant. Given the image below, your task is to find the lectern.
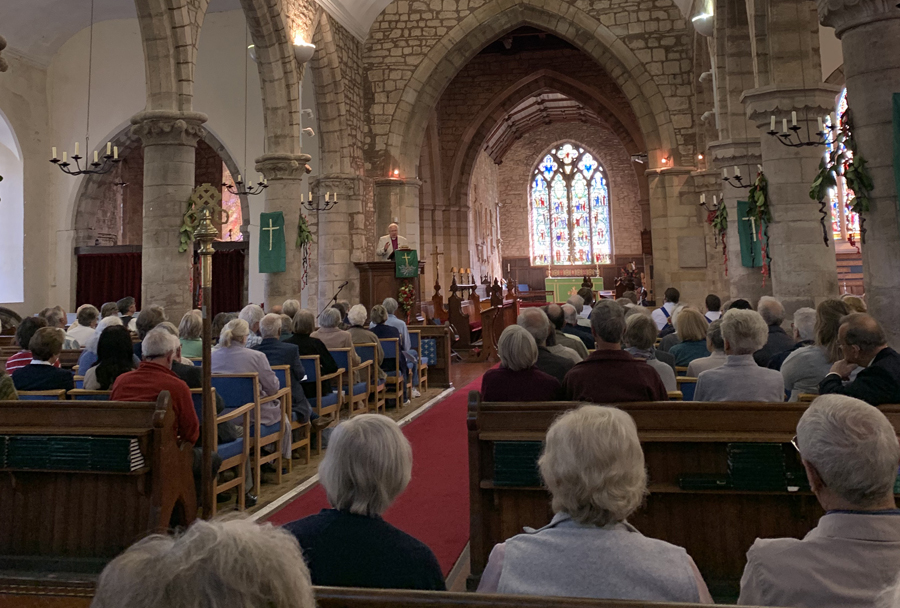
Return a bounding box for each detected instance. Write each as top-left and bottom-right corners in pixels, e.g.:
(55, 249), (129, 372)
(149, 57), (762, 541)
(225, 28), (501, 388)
(354, 260), (425, 313)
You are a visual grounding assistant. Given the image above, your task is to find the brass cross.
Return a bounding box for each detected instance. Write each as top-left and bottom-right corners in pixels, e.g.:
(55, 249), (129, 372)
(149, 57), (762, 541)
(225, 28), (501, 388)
(400, 251), (412, 266)
(742, 215), (758, 241)
(263, 217), (281, 250)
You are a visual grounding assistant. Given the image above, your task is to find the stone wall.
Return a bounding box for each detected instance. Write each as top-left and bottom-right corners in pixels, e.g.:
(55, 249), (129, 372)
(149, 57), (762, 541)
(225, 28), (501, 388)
(467, 151), (501, 285)
(498, 122), (644, 260)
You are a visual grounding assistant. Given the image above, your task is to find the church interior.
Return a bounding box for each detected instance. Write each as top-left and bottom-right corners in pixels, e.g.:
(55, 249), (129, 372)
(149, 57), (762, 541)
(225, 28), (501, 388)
(1, 0), (900, 606)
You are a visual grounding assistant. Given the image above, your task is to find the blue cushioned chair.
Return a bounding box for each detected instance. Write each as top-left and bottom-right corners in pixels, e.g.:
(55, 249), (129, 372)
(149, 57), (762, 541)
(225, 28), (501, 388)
(408, 329), (428, 392)
(73, 376), (84, 389)
(330, 348), (372, 418)
(270, 364), (310, 471)
(67, 389), (111, 401)
(191, 358), (202, 367)
(210, 373), (289, 496)
(17, 390), (67, 400)
(676, 377), (697, 401)
(298, 355), (343, 455)
(354, 343), (385, 414)
(378, 337), (406, 408)
(191, 387), (252, 514)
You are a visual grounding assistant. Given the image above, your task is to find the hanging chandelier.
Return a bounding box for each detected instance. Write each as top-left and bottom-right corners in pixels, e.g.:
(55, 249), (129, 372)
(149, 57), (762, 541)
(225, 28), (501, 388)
(49, 0), (121, 177)
(301, 191), (339, 212)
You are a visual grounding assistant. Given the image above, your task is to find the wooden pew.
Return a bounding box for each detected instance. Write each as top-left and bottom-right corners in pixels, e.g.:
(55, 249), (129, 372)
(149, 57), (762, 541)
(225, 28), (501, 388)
(467, 394), (900, 596)
(469, 300), (519, 363)
(0, 393), (196, 572)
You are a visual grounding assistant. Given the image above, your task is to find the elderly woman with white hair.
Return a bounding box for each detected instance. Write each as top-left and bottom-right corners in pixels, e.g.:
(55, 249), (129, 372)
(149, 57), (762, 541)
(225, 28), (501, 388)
(347, 304), (385, 381)
(91, 518), (316, 608)
(478, 405), (712, 602)
(312, 307), (360, 369)
(694, 309), (785, 402)
(738, 395), (900, 608)
(480, 325), (562, 401)
(285, 415), (445, 590)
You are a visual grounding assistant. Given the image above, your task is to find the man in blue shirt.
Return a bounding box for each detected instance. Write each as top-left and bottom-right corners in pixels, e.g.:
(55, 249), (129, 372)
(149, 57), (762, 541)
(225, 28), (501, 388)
(376, 298), (420, 399)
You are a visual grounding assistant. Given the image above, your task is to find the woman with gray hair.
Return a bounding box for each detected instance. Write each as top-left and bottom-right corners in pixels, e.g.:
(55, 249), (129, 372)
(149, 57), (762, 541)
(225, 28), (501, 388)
(284, 309), (340, 399)
(178, 310), (203, 358)
(285, 415), (445, 590)
(694, 309), (785, 402)
(478, 405), (711, 602)
(481, 325), (562, 401)
(312, 307), (360, 369)
(91, 518), (315, 608)
(347, 304), (386, 380)
(623, 314), (676, 391)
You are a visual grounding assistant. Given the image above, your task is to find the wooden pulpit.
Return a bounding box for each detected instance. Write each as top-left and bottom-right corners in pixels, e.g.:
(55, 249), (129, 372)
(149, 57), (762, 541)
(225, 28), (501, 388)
(354, 259), (425, 313)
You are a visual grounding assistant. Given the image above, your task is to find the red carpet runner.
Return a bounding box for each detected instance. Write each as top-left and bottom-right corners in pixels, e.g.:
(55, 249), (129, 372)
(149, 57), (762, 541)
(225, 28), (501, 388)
(266, 378), (480, 575)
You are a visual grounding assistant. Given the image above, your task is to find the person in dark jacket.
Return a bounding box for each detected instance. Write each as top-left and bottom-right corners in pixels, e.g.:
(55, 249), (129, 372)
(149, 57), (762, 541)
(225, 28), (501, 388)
(285, 415), (445, 590)
(11, 327), (74, 392)
(253, 313), (313, 422)
(561, 304), (595, 349)
(753, 297), (795, 367)
(284, 309), (339, 399)
(516, 307), (574, 384)
(819, 313), (900, 406)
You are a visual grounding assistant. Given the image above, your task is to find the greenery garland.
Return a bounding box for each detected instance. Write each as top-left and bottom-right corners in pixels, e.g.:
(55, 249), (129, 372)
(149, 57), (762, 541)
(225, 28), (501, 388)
(705, 201), (728, 275)
(297, 212), (313, 289)
(809, 107), (874, 244)
(746, 172), (772, 281)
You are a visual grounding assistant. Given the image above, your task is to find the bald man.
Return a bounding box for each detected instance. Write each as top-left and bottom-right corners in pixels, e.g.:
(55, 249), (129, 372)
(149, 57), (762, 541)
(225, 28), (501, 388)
(818, 313), (900, 406)
(376, 223), (409, 260)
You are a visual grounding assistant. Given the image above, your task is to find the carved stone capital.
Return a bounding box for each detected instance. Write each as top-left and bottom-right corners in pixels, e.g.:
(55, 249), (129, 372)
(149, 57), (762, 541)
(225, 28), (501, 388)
(741, 85), (842, 128)
(0, 36), (9, 73)
(706, 139), (762, 167)
(255, 153), (312, 181)
(818, 0), (900, 37)
(312, 173), (363, 197)
(130, 110), (208, 147)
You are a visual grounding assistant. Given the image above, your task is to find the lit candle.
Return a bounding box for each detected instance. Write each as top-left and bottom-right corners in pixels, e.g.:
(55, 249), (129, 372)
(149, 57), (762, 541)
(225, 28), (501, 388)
(52, 147), (57, 159)
(770, 116), (776, 132)
(74, 142), (79, 156)
(113, 146), (118, 159)
(93, 150), (99, 163)
(782, 119), (788, 133)
(791, 111), (797, 127)
(734, 166), (740, 178)
(106, 142), (111, 155)
(722, 168), (728, 179)
(817, 117), (824, 133)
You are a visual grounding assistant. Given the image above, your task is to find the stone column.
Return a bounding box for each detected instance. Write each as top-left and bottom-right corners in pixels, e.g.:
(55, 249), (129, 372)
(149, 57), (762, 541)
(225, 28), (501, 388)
(256, 152), (311, 310)
(314, 174), (364, 311)
(742, 86), (840, 316)
(692, 167), (730, 301)
(374, 177), (421, 250)
(707, 139), (772, 303)
(819, 0), (900, 345)
(130, 110), (207, 317)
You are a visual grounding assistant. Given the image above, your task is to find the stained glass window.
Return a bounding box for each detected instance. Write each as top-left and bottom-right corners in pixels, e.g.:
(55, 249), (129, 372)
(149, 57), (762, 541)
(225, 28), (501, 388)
(825, 89), (860, 244)
(529, 144), (612, 265)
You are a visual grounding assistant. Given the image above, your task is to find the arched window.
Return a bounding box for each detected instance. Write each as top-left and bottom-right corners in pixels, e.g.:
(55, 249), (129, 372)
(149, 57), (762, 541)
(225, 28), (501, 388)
(825, 88), (861, 244)
(0, 110), (24, 303)
(530, 143), (612, 266)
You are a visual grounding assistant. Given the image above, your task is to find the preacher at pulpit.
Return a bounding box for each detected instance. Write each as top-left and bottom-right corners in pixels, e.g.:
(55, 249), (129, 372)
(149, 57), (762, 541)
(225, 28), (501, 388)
(376, 223), (409, 260)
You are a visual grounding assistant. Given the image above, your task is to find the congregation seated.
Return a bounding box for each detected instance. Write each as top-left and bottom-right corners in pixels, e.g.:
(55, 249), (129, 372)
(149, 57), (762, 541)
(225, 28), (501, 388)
(133, 305), (168, 358)
(92, 518), (315, 608)
(651, 287), (682, 333)
(99, 301), (119, 319)
(5, 316), (56, 374)
(566, 294), (591, 329)
(738, 395), (900, 607)
(753, 297), (796, 367)
(841, 294), (867, 313)
(285, 309), (340, 399)
(563, 301), (668, 403)
(40, 306), (80, 349)
(704, 294), (722, 322)
(285, 415), (445, 590)
(623, 314), (676, 392)
(239, 304), (265, 348)
(818, 313), (900, 406)
(561, 304), (595, 349)
(780, 303), (844, 399)
(369, 303), (403, 364)
(545, 303), (589, 359)
(726, 298), (753, 311)
(110, 327), (199, 444)
(82, 325), (137, 390)
(694, 309), (784, 402)
(78, 315), (128, 372)
(517, 308), (574, 384)
(117, 296), (138, 332)
(481, 325), (562, 401)
(668, 308), (711, 367)
(210, 312), (236, 345)
(312, 308), (361, 370)
(279, 314), (294, 340)
(331, 301), (351, 330)
(478, 405), (711, 603)
(576, 287), (595, 321)
(378, 298), (420, 398)
(0, 367), (16, 400)
(686, 319), (726, 377)
(767, 306), (817, 372)
(252, 312), (314, 423)
(544, 324), (582, 364)
(67, 304), (99, 346)
(12, 327), (74, 391)
(178, 310), (203, 359)
(347, 304), (386, 381)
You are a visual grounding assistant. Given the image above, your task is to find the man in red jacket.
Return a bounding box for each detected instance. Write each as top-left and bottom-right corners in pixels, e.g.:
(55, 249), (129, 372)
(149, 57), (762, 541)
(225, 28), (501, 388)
(111, 326), (199, 445)
(563, 300), (668, 403)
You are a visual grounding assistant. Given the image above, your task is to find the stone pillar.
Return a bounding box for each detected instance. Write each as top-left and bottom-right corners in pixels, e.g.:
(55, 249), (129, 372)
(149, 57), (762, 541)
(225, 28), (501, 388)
(707, 139), (772, 304)
(374, 178), (421, 250)
(742, 87), (840, 316)
(819, 0), (900, 345)
(130, 110), (207, 317)
(315, 174), (364, 311)
(692, 168), (730, 301)
(256, 152), (311, 310)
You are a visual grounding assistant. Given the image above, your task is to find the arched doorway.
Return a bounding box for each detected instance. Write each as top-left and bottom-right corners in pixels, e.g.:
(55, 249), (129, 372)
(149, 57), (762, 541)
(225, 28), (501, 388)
(0, 108), (24, 304)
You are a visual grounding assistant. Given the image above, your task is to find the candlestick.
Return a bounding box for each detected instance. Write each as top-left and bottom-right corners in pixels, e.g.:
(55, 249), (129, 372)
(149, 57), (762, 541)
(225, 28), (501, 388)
(93, 151), (99, 163)
(325, 192), (330, 202)
(113, 146), (118, 159)
(106, 142), (111, 155)
(62, 151), (67, 163)
(700, 193), (706, 204)
(722, 168), (727, 179)
(734, 166), (740, 178)
(52, 147), (57, 159)
(74, 142), (79, 156)
(817, 117), (824, 133)
(236, 174), (242, 183)
(782, 119), (788, 133)
(791, 111), (797, 127)
(712, 195), (717, 206)
(757, 165), (762, 173)
(770, 116), (776, 132)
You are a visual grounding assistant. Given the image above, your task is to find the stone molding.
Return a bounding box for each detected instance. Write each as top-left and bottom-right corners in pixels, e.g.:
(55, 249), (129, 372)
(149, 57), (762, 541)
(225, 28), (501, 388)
(0, 35), (8, 73)
(130, 110), (208, 147)
(645, 167), (695, 177)
(373, 177), (423, 188)
(741, 85), (843, 127)
(706, 139), (763, 166)
(255, 153), (312, 181)
(818, 0), (900, 37)
(312, 173), (364, 197)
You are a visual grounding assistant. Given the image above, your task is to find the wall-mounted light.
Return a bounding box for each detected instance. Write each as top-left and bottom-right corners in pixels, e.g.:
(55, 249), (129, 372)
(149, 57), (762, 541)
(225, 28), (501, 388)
(660, 155), (672, 165)
(393, 169), (400, 177)
(293, 34), (316, 64)
(248, 44), (257, 63)
(697, 154), (704, 160)
(691, 11), (714, 37)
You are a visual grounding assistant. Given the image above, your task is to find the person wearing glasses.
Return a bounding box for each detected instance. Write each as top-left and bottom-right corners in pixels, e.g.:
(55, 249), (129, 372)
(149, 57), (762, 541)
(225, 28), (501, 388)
(738, 395), (900, 607)
(818, 313), (900, 407)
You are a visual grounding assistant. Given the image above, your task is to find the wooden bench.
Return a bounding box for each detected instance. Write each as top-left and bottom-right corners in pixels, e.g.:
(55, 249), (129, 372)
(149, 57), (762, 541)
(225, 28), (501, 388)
(467, 394), (900, 596)
(0, 393), (196, 572)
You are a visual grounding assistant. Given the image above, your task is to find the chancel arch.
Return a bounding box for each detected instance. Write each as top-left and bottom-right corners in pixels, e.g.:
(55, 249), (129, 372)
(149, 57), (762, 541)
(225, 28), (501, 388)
(0, 107), (23, 303)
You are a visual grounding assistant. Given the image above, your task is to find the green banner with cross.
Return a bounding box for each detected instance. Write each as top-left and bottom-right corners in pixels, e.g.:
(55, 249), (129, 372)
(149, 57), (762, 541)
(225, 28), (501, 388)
(737, 200), (766, 268)
(394, 249), (418, 278)
(259, 211), (286, 273)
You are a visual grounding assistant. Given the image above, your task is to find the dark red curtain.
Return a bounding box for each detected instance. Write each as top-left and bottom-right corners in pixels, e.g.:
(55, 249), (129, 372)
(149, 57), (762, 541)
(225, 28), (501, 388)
(210, 249), (245, 316)
(76, 253), (142, 308)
